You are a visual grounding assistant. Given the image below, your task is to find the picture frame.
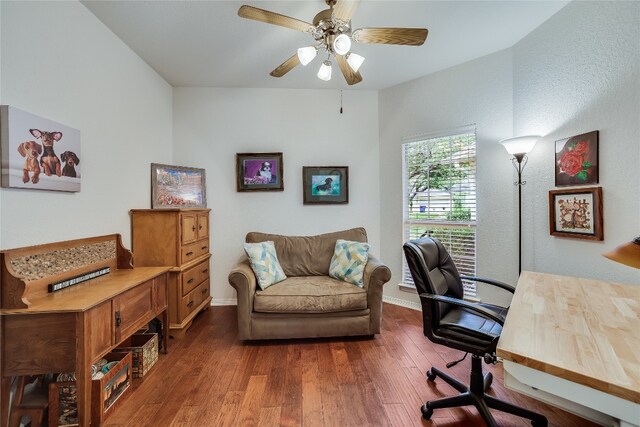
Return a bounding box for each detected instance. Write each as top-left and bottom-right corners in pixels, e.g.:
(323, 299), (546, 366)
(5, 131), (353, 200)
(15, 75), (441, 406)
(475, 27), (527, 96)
(555, 130), (599, 186)
(236, 152), (284, 192)
(1, 105), (81, 192)
(549, 187), (603, 241)
(303, 166), (349, 205)
(151, 163), (207, 208)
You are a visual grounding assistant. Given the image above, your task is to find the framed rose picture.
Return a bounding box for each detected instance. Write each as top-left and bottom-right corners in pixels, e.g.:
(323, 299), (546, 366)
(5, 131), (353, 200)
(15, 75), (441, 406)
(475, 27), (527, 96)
(555, 130), (598, 186)
(549, 187), (603, 241)
(303, 166), (348, 204)
(151, 163), (207, 208)
(236, 152), (284, 192)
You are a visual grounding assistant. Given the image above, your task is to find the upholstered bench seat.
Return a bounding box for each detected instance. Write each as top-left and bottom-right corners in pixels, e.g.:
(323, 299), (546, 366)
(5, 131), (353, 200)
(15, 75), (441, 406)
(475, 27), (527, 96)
(254, 276), (368, 314)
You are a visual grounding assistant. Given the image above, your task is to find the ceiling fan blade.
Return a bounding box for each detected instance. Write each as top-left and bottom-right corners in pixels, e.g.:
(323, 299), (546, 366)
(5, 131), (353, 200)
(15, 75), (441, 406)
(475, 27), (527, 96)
(335, 54), (362, 86)
(353, 27), (429, 46)
(270, 54), (301, 78)
(238, 5), (313, 33)
(333, 0), (360, 22)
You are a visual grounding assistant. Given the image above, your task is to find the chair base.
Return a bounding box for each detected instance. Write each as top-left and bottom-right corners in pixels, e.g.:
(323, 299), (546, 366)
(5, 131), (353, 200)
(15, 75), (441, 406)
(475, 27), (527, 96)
(423, 355), (548, 427)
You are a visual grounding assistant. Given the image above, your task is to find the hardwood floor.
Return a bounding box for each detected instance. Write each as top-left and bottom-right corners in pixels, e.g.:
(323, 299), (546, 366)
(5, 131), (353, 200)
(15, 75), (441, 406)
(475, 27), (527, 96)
(103, 304), (597, 426)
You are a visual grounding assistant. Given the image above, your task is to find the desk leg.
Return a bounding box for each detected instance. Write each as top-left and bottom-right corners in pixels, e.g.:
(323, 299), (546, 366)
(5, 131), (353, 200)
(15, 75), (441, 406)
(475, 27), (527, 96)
(1, 377), (11, 427)
(76, 313), (91, 426)
(161, 309), (169, 354)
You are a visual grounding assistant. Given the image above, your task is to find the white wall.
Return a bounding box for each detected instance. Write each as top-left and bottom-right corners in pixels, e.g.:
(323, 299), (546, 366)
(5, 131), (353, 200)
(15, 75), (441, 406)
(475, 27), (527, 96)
(173, 88), (380, 304)
(514, 1), (640, 285)
(0, 1), (173, 249)
(379, 50), (515, 306)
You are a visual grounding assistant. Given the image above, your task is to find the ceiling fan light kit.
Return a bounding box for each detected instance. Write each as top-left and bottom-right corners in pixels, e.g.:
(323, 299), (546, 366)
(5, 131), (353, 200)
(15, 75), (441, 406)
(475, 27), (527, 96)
(238, 0), (429, 85)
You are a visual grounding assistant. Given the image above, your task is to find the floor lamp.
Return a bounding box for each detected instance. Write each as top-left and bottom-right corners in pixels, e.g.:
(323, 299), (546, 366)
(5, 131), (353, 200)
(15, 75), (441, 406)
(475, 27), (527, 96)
(500, 135), (540, 276)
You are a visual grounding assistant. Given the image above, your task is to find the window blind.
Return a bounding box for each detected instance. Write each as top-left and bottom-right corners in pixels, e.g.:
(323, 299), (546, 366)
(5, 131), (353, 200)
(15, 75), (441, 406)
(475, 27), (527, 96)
(402, 128), (477, 296)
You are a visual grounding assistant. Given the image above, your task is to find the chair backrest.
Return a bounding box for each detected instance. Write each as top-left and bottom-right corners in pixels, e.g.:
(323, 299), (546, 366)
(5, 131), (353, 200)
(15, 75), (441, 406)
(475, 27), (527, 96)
(403, 237), (465, 336)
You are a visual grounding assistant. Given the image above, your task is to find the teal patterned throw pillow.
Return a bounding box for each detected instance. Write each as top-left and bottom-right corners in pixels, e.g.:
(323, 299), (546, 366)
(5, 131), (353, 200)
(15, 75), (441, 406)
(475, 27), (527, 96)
(329, 239), (370, 287)
(243, 241), (287, 290)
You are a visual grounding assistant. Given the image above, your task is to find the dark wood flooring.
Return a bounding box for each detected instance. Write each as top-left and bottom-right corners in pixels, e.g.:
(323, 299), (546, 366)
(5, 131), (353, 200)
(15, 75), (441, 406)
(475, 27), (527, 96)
(103, 304), (597, 426)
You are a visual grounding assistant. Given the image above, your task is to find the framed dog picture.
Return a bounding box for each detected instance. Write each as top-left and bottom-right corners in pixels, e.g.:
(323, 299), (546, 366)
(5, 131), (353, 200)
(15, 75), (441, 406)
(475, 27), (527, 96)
(549, 187), (603, 241)
(303, 166), (349, 204)
(151, 163), (207, 208)
(1, 105), (81, 192)
(236, 152), (284, 192)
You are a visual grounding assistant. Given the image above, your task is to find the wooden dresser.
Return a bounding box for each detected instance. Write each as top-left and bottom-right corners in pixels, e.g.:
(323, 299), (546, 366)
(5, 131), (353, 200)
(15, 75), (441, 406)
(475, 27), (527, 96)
(0, 234), (170, 426)
(130, 209), (212, 337)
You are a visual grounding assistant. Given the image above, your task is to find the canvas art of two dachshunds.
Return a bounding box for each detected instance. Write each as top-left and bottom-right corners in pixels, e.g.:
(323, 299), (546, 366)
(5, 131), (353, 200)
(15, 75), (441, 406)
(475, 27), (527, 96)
(17, 128), (79, 183)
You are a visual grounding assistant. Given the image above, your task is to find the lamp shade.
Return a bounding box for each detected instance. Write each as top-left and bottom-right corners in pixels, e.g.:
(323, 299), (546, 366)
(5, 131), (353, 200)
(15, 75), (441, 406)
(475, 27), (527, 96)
(346, 52), (365, 72)
(317, 60), (332, 81)
(297, 46), (317, 66)
(500, 135), (541, 155)
(333, 34), (351, 55)
(603, 237), (640, 269)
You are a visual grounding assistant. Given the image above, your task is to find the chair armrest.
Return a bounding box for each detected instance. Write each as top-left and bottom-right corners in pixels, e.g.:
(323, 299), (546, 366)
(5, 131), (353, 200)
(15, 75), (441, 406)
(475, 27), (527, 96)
(419, 293), (506, 326)
(459, 276), (515, 294)
(228, 259), (257, 339)
(364, 254), (391, 334)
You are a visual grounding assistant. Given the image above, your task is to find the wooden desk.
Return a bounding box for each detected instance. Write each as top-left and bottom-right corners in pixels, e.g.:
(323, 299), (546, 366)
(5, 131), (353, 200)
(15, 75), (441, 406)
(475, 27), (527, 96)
(0, 235), (171, 426)
(497, 271), (640, 427)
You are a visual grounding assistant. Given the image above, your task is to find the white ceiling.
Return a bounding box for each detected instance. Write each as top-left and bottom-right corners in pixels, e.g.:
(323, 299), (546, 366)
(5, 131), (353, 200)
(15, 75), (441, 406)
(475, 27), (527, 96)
(82, 0), (569, 90)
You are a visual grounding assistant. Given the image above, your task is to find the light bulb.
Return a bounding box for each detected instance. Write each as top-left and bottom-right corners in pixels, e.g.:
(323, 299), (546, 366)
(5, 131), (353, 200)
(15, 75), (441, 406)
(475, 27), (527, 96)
(297, 46), (317, 66)
(499, 135), (541, 155)
(346, 52), (365, 72)
(317, 60), (332, 81)
(333, 34), (351, 55)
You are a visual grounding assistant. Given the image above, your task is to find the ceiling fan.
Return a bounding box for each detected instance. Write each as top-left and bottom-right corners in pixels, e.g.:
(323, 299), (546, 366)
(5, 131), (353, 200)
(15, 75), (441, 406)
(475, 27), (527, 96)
(238, 0), (428, 85)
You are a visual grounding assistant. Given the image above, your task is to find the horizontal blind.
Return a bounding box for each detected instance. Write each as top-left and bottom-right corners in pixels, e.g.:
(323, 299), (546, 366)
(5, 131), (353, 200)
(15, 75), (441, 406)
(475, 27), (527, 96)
(402, 129), (477, 296)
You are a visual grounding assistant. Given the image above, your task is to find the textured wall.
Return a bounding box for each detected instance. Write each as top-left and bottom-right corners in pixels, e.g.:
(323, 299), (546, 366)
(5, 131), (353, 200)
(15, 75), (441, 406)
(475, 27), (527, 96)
(0, 1), (173, 249)
(173, 88), (380, 303)
(514, 1), (640, 284)
(379, 50), (515, 307)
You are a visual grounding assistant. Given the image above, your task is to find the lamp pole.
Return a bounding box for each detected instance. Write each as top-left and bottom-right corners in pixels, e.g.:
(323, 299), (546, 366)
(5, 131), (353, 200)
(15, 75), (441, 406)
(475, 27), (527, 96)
(511, 153), (527, 275)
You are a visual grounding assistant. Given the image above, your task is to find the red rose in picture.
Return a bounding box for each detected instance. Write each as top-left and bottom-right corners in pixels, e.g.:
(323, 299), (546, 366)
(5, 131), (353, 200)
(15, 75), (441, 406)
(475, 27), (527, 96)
(559, 151), (583, 176)
(572, 140), (589, 155)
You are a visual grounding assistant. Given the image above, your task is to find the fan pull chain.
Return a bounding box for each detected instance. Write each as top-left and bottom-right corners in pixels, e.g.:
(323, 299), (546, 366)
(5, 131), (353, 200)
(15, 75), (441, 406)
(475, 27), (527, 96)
(340, 90), (343, 114)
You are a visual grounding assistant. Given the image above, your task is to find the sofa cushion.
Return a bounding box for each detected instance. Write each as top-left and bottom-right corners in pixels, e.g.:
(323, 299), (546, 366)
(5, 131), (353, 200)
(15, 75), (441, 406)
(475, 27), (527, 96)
(243, 241), (287, 290)
(246, 228), (368, 277)
(329, 239), (370, 287)
(253, 276), (368, 314)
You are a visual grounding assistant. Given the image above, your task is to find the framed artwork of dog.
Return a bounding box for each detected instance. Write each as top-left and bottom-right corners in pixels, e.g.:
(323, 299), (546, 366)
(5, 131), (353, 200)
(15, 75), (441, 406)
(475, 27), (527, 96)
(303, 166), (349, 204)
(1, 105), (81, 192)
(236, 152), (284, 192)
(151, 163), (207, 208)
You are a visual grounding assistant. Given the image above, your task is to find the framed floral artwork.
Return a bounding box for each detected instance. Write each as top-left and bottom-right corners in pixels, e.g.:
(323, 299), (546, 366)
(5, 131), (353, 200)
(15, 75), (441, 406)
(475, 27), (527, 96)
(555, 130), (598, 186)
(151, 163), (207, 208)
(236, 152), (284, 192)
(303, 166), (348, 204)
(549, 187), (603, 241)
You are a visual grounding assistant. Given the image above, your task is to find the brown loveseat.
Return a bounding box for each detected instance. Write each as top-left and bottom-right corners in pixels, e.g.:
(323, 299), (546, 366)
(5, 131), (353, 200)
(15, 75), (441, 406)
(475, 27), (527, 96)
(228, 228), (391, 340)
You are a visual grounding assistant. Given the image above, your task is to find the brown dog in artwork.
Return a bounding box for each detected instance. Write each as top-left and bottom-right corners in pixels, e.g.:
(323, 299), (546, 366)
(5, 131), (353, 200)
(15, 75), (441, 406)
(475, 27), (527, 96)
(30, 128), (63, 176)
(61, 151), (80, 178)
(17, 140), (43, 183)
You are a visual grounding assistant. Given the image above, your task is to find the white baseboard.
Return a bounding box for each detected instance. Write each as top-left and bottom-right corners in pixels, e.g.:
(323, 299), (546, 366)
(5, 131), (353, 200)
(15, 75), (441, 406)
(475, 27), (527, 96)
(210, 298), (237, 306)
(382, 295), (421, 311)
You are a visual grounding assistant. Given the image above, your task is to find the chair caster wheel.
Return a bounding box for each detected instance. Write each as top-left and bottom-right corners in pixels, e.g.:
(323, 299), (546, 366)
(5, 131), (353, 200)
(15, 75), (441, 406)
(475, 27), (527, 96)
(426, 369), (436, 382)
(421, 404), (433, 420)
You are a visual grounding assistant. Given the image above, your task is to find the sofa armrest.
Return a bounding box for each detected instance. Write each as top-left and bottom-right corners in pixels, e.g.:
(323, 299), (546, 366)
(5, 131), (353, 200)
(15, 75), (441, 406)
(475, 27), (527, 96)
(363, 255), (391, 334)
(228, 258), (256, 340)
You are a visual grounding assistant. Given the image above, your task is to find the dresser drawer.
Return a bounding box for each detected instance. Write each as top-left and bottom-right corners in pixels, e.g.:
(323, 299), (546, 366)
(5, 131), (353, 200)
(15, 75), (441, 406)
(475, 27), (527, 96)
(179, 279), (209, 319)
(182, 259), (209, 296)
(180, 242), (199, 265)
(195, 239), (210, 258)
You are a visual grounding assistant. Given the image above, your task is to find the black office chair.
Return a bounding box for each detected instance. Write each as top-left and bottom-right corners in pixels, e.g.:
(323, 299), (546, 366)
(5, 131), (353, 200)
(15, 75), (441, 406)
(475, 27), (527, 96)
(403, 236), (547, 427)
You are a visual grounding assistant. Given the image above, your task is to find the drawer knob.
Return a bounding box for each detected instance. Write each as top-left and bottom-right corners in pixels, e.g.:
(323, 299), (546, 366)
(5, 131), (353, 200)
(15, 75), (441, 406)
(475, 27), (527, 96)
(201, 246), (208, 250)
(187, 278), (194, 284)
(202, 269), (208, 274)
(202, 288), (208, 294)
(187, 300), (194, 307)
(186, 251), (194, 256)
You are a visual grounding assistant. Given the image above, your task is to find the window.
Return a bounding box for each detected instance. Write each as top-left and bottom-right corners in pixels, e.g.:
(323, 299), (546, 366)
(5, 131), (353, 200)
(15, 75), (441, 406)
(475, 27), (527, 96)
(402, 126), (477, 296)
